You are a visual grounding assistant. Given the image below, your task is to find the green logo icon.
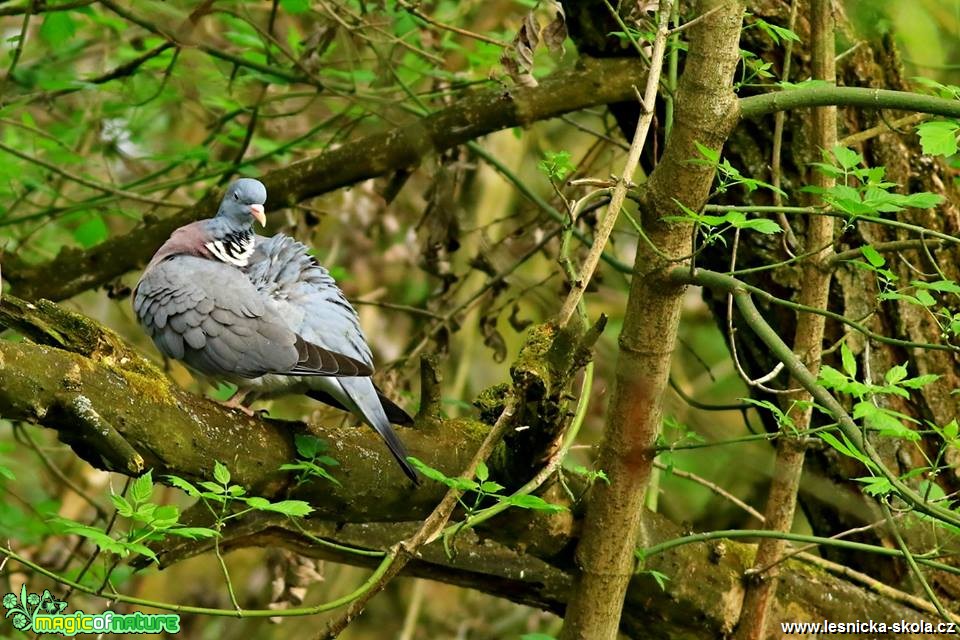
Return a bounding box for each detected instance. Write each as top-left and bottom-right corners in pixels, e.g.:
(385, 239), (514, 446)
(3, 585), (180, 635)
(3, 586), (67, 632)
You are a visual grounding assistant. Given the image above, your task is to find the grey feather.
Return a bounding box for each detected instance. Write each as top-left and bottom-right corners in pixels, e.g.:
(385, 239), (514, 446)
(245, 234), (417, 483)
(135, 255), (371, 380)
(134, 178), (416, 484)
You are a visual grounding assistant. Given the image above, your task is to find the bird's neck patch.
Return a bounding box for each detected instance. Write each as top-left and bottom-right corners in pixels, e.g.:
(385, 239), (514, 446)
(205, 229), (255, 267)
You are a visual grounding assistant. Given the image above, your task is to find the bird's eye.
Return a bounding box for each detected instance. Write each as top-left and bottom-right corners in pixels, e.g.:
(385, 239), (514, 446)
(233, 193), (239, 201)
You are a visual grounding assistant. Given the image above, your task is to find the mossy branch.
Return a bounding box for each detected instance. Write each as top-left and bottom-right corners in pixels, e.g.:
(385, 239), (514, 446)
(0, 292), (945, 637)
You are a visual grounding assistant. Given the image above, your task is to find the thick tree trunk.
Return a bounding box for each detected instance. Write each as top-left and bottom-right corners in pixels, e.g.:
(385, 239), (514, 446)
(559, 2), (745, 637)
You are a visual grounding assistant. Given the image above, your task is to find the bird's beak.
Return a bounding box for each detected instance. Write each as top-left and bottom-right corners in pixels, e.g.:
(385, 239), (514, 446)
(249, 204), (266, 226)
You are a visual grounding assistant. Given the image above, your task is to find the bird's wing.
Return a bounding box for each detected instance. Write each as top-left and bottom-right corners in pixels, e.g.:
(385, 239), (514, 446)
(134, 255), (371, 379)
(247, 234), (374, 368)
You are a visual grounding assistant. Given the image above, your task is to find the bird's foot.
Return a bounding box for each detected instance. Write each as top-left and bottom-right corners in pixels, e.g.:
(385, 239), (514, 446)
(219, 400), (258, 417)
(217, 389), (261, 417)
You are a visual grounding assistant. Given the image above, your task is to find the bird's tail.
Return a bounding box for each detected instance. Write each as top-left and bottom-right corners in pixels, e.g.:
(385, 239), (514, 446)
(337, 378), (419, 484)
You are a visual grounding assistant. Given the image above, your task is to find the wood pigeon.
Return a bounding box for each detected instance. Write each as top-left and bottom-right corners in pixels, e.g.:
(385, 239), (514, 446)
(134, 178), (418, 483)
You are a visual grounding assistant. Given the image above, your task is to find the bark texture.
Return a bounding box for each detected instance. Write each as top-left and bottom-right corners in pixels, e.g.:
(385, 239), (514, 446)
(706, 0), (960, 605)
(559, 2), (745, 638)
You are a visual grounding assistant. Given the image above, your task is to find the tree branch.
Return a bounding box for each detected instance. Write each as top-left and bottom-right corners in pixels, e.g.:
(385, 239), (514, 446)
(740, 86), (960, 120)
(0, 281), (944, 638)
(4, 57), (646, 302)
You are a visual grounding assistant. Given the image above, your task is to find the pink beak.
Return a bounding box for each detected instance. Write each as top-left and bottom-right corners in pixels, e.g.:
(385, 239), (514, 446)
(249, 204), (266, 226)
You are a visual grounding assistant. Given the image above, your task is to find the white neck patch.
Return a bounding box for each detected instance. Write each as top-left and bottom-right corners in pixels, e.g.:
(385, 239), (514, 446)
(206, 231), (255, 267)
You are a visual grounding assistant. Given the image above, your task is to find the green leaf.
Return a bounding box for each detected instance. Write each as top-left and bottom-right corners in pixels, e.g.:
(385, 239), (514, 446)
(165, 475), (200, 497)
(407, 457), (479, 491)
(73, 215), (108, 248)
(819, 431), (856, 459)
(503, 494), (566, 513)
(244, 496), (270, 509)
(167, 527), (220, 540)
(213, 461), (231, 486)
(767, 23), (800, 43)
(818, 365), (849, 389)
(0, 464), (15, 481)
(853, 401), (919, 440)
(150, 505), (180, 529)
(479, 481), (505, 494)
(40, 11), (77, 46)
(132, 503), (156, 523)
(919, 479), (947, 503)
(61, 524), (125, 555)
(900, 191), (944, 209)
(130, 470), (153, 505)
(255, 499), (314, 517)
(645, 569), (671, 591)
(944, 419), (959, 441)
(915, 290), (937, 307)
(198, 481), (225, 494)
(294, 434), (323, 459)
(725, 213), (782, 234)
(280, 0), (311, 14)
(914, 279), (960, 294)
(475, 461), (489, 482)
(899, 374), (940, 389)
(227, 484), (246, 496)
(884, 363), (908, 385)
(110, 494), (133, 518)
(917, 120), (959, 157)
(537, 150), (574, 181)
(860, 245), (885, 267)
(693, 141), (720, 163)
(840, 343), (857, 379)
(831, 145), (862, 170)
(853, 475), (893, 497)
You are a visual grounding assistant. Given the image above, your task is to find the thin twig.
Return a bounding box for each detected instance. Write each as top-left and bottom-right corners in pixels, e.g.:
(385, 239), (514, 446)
(666, 4), (724, 36)
(769, 0), (800, 253)
(557, 0), (675, 326)
(398, 0), (508, 47)
(654, 460), (764, 522)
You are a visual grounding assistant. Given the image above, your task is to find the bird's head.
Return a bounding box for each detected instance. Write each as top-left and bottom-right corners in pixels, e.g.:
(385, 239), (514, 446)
(217, 178), (267, 227)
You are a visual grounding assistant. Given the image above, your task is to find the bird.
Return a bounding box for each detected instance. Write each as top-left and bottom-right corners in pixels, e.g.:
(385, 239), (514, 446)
(133, 178), (418, 483)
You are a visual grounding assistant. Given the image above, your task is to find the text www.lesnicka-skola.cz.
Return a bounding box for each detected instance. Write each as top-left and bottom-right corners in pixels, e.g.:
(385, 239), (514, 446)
(781, 620), (956, 635)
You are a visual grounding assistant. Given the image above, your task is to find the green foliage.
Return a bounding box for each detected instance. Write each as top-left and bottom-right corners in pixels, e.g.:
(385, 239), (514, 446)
(741, 398), (797, 433)
(746, 13), (801, 46)
(39, 11), (79, 47)
(805, 146), (944, 216)
(848, 237), (960, 339)
(538, 150), (575, 182)
(691, 142), (786, 197)
(52, 470), (218, 562)
(565, 463), (609, 486)
(278, 434), (341, 487)
(639, 568), (671, 591)
(736, 49), (775, 89)
(817, 344), (940, 443)
(663, 199), (782, 248)
(658, 415), (705, 449)
(407, 457), (566, 515)
(916, 120), (959, 157)
(167, 461), (315, 519)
